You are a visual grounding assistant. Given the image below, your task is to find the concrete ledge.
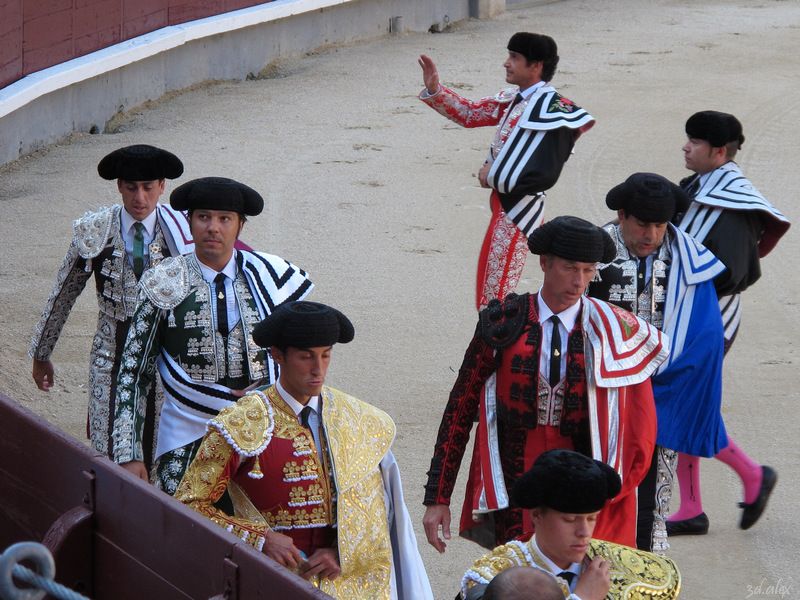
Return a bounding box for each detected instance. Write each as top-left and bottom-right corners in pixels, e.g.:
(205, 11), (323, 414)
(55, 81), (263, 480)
(0, 0), (491, 167)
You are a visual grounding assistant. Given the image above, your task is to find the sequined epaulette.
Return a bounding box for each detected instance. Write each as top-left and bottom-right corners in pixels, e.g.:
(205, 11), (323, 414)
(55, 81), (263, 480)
(73, 205), (117, 259)
(493, 87), (519, 103)
(208, 391), (275, 479)
(479, 293), (530, 349)
(138, 255), (192, 310)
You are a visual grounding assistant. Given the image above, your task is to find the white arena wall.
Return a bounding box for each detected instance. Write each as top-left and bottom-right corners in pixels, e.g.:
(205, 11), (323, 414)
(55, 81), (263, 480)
(0, 0), (505, 167)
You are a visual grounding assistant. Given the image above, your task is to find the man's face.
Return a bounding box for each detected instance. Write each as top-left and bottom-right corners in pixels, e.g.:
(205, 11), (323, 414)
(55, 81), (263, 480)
(504, 51), (543, 89)
(681, 136), (726, 175)
(540, 255), (596, 313)
(118, 179), (165, 221)
(617, 210), (668, 258)
(189, 209), (243, 270)
(271, 346), (332, 405)
(530, 507), (599, 569)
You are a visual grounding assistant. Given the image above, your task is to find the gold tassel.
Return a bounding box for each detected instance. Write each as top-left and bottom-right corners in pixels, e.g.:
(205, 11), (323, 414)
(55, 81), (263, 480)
(249, 455), (263, 479)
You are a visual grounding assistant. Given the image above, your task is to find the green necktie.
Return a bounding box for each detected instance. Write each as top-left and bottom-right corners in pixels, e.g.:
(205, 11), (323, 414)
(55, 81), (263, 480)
(133, 222), (145, 278)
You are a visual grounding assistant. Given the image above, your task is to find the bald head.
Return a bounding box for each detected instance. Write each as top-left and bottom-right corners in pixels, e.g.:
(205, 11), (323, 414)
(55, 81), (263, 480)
(483, 566), (564, 600)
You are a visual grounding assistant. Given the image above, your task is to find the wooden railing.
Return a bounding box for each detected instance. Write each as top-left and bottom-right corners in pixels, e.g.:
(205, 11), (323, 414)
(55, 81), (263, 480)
(0, 391), (331, 600)
(0, 1), (276, 89)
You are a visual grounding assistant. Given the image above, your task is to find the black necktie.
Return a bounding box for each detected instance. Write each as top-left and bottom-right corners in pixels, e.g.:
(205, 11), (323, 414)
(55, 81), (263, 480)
(637, 257), (648, 296)
(300, 406), (313, 429)
(558, 571), (576, 587)
(549, 315), (562, 387)
(214, 273), (229, 337)
(133, 222), (145, 278)
(685, 177), (700, 197)
(509, 92), (524, 110)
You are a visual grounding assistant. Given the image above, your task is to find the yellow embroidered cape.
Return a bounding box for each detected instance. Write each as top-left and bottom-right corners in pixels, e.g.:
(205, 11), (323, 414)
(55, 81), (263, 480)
(175, 386), (396, 599)
(462, 536), (681, 599)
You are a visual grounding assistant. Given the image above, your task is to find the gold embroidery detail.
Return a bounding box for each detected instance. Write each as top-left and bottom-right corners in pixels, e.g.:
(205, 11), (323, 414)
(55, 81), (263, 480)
(464, 538), (681, 600)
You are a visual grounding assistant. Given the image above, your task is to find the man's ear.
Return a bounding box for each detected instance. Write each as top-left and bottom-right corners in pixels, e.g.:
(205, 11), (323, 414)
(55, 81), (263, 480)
(711, 145), (728, 163)
(529, 507), (542, 528)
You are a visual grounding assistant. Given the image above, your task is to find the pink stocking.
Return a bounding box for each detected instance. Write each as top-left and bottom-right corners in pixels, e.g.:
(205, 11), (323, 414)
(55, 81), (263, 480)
(668, 453), (703, 521)
(714, 437), (762, 504)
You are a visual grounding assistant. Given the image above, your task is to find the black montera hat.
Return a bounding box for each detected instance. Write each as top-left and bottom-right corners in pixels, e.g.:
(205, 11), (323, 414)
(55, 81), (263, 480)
(252, 301), (355, 349)
(606, 172), (691, 223)
(685, 111), (745, 149)
(97, 144), (184, 181)
(527, 216), (616, 263)
(170, 177), (264, 215)
(512, 449), (622, 513)
(507, 32), (558, 64)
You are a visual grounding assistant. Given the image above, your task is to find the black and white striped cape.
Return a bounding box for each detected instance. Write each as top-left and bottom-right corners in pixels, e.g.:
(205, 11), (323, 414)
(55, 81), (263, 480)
(487, 85), (595, 237)
(678, 162), (790, 345)
(153, 250), (313, 458)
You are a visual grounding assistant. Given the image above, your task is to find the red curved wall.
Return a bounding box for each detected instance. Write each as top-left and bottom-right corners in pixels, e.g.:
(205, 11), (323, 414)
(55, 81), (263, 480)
(0, 0), (275, 90)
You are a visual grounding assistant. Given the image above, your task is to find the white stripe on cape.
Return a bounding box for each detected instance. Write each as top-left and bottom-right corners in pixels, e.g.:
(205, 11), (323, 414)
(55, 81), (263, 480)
(657, 225), (725, 373)
(477, 297), (668, 513)
(489, 85), (594, 195)
(154, 250), (312, 458)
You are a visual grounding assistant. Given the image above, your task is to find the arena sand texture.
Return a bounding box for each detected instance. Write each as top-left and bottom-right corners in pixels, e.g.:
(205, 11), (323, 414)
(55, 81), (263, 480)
(1, 1), (798, 598)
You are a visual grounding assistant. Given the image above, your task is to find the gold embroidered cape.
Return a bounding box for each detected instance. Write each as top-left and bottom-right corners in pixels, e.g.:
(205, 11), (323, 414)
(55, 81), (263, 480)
(175, 386), (396, 599)
(462, 535), (680, 599)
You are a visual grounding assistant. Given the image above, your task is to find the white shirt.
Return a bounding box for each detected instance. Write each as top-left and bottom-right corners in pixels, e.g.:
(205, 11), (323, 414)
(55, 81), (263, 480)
(537, 292), (581, 383)
(120, 206), (158, 268)
(196, 250), (241, 333)
(276, 380), (323, 452)
(518, 80), (546, 101)
(638, 253), (656, 286)
(533, 535), (580, 593)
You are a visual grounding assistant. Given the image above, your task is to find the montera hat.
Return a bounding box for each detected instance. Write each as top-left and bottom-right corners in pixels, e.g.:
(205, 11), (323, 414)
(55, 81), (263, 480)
(606, 172), (691, 223)
(252, 301), (355, 349)
(97, 144), (184, 181)
(507, 32), (558, 65)
(527, 216), (616, 264)
(512, 449), (622, 513)
(685, 111), (745, 149)
(170, 177), (264, 216)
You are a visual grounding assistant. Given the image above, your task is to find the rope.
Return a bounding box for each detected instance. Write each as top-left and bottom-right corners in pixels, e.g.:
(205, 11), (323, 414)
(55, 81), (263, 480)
(0, 543), (90, 600)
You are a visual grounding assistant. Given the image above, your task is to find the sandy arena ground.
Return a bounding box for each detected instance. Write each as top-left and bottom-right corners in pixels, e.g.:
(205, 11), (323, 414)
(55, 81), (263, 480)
(1, 1), (798, 598)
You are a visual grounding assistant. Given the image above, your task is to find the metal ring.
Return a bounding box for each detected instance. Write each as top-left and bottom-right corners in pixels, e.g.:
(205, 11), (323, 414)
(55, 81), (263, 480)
(0, 542), (55, 600)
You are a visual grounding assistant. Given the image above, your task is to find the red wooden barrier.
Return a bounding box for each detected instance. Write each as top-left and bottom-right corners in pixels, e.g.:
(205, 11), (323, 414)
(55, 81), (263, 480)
(0, 1), (277, 89)
(0, 391), (332, 600)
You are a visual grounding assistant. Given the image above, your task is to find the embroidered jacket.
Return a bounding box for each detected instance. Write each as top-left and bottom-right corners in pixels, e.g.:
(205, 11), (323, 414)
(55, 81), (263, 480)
(425, 293), (668, 547)
(29, 203), (189, 458)
(112, 251), (312, 464)
(420, 83), (595, 236)
(175, 386), (398, 600)
(589, 224), (728, 458)
(461, 533), (681, 600)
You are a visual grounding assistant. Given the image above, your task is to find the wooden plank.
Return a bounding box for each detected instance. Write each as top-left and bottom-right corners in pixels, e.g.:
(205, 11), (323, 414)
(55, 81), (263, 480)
(0, 392), (333, 600)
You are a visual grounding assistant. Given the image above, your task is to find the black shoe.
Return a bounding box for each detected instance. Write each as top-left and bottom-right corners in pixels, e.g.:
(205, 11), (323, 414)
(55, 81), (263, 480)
(666, 512), (709, 536)
(739, 466), (777, 530)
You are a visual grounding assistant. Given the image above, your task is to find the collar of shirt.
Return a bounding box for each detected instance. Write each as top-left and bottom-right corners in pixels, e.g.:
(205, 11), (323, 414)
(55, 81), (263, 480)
(696, 162), (732, 189)
(197, 250), (238, 284)
(537, 290), (581, 332)
(532, 535), (581, 591)
(276, 380), (321, 418)
(517, 80), (546, 100)
(121, 205), (158, 240)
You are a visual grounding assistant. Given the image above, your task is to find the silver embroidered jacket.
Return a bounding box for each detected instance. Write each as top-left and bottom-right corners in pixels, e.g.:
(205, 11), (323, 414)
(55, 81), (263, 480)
(112, 251), (313, 465)
(590, 225), (673, 329)
(29, 204), (185, 457)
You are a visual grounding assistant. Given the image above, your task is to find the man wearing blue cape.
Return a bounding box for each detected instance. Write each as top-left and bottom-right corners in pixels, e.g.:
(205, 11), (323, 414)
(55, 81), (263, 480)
(587, 173), (725, 554)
